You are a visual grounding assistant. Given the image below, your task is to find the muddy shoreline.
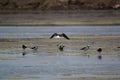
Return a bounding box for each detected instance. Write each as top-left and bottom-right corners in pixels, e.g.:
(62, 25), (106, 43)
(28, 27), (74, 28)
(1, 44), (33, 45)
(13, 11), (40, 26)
(0, 35), (120, 80)
(0, 35), (120, 55)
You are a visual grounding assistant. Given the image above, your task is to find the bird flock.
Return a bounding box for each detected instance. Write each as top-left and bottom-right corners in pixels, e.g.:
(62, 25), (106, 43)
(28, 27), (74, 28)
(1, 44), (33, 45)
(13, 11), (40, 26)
(21, 32), (119, 60)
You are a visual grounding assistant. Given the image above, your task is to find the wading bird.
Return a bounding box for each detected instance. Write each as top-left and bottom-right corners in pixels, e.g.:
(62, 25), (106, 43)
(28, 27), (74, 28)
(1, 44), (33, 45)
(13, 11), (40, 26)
(57, 43), (65, 52)
(97, 48), (102, 54)
(31, 46), (38, 51)
(97, 48), (102, 60)
(58, 45), (65, 52)
(22, 45), (27, 50)
(80, 45), (90, 51)
(50, 33), (70, 40)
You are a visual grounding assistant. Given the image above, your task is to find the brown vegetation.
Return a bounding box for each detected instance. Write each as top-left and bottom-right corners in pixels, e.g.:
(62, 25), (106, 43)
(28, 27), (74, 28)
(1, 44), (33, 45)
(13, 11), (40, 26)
(0, 0), (120, 11)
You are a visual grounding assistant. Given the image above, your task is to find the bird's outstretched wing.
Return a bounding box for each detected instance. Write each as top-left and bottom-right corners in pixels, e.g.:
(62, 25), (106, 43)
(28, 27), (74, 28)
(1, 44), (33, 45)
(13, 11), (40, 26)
(62, 33), (70, 40)
(50, 33), (57, 39)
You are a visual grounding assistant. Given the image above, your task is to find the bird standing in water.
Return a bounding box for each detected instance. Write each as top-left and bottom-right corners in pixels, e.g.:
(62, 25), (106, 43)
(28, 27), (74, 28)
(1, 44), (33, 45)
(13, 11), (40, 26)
(59, 45), (65, 52)
(31, 46), (38, 51)
(80, 45), (90, 51)
(31, 46), (38, 53)
(22, 45), (27, 50)
(97, 48), (102, 54)
(57, 43), (65, 52)
(97, 48), (102, 60)
(22, 45), (27, 56)
(80, 45), (90, 56)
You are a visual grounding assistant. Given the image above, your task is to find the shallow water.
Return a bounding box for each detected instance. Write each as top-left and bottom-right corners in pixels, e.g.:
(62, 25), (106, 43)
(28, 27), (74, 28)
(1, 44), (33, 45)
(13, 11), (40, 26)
(0, 53), (120, 80)
(0, 26), (120, 80)
(0, 26), (120, 38)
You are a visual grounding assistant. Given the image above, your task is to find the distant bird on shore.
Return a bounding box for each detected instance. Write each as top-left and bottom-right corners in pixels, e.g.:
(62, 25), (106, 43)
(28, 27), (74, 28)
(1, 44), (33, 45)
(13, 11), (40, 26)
(57, 43), (65, 52)
(97, 48), (102, 60)
(59, 45), (65, 52)
(31, 46), (38, 51)
(22, 45), (27, 50)
(50, 33), (70, 40)
(80, 45), (90, 51)
(97, 48), (102, 54)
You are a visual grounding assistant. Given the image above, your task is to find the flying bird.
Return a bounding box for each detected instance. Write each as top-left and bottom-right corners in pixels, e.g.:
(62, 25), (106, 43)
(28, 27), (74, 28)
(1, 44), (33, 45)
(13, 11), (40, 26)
(50, 33), (70, 40)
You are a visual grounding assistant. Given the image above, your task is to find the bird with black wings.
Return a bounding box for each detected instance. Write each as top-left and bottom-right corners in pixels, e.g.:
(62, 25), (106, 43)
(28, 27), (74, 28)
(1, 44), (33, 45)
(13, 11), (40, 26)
(22, 45), (27, 50)
(80, 45), (90, 51)
(50, 33), (70, 40)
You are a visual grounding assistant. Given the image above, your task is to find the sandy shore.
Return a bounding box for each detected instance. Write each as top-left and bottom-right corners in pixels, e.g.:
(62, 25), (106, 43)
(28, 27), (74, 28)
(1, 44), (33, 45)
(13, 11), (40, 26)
(0, 35), (120, 55)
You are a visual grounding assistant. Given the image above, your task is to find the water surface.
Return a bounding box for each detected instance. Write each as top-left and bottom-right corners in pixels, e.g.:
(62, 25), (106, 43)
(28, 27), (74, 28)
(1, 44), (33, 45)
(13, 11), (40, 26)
(0, 53), (120, 80)
(0, 26), (120, 80)
(0, 26), (120, 38)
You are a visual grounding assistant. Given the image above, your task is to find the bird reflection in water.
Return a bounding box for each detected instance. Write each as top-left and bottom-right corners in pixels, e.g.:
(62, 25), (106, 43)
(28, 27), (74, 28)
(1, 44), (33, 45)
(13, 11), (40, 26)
(22, 51), (27, 56)
(97, 54), (102, 60)
(97, 48), (102, 60)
